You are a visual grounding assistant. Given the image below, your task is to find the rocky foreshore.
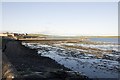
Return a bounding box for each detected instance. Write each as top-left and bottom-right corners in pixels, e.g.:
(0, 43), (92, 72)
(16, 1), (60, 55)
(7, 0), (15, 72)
(1, 37), (88, 80)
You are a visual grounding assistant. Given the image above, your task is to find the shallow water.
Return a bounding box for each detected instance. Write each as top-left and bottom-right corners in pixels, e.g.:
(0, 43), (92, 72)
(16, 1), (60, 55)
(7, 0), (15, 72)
(89, 38), (119, 44)
(40, 50), (119, 78)
(22, 43), (120, 79)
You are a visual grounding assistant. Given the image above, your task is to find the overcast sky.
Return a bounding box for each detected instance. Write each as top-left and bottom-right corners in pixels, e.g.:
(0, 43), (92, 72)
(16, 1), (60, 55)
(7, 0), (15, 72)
(2, 2), (118, 36)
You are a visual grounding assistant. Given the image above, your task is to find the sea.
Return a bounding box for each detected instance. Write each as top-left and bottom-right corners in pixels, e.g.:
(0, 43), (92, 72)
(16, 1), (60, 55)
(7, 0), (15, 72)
(89, 38), (119, 44)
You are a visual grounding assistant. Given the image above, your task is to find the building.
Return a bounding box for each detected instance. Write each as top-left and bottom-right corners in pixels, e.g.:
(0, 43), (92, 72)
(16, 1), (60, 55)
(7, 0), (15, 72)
(0, 33), (8, 36)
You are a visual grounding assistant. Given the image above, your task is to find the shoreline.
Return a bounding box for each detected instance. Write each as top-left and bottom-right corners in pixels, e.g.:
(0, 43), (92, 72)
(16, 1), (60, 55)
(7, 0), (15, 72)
(2, 37), (88, 80)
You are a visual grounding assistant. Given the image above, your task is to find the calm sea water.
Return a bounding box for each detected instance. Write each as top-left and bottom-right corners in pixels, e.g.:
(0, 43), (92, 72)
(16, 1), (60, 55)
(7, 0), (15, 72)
(89, 38), (119, 43)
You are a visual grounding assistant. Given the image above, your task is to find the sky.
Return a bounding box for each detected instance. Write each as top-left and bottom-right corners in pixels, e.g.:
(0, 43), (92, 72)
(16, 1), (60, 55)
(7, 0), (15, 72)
(1, 2), (118, 36)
